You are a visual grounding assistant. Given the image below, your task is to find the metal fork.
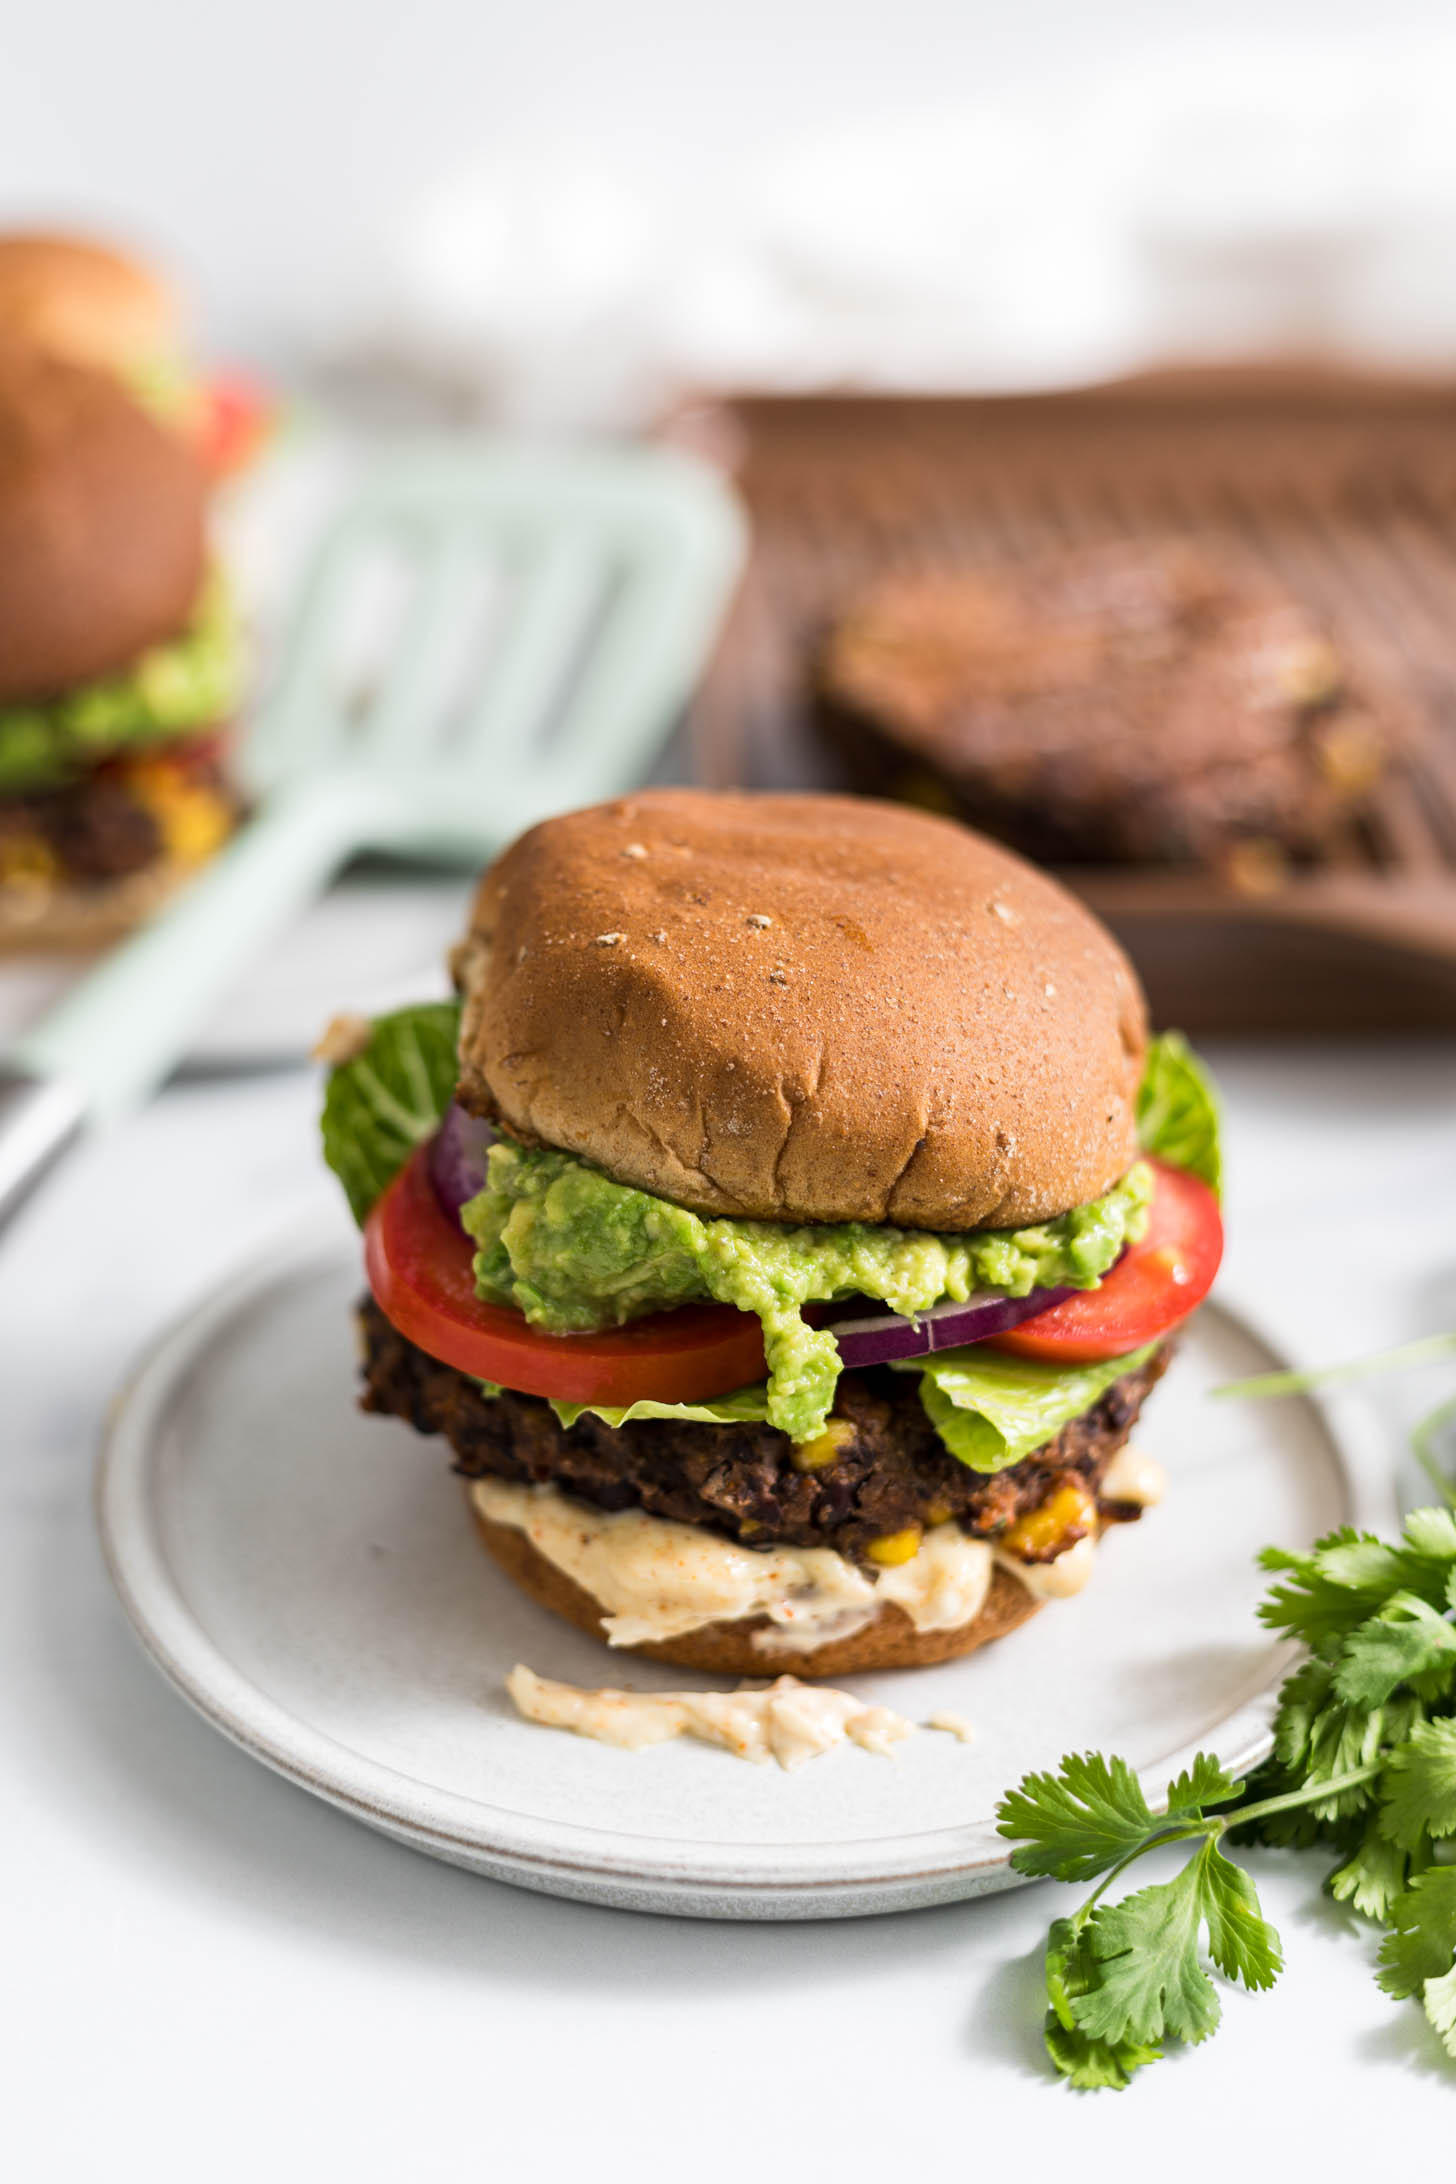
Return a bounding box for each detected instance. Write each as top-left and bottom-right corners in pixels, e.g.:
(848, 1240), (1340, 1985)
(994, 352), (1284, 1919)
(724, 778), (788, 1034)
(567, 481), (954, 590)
(0, 441), (745, 1225)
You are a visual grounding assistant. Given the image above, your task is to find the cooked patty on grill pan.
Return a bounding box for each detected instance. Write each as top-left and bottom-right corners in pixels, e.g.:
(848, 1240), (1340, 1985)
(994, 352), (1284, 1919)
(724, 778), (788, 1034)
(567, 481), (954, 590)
(815, 539), (1386, 870)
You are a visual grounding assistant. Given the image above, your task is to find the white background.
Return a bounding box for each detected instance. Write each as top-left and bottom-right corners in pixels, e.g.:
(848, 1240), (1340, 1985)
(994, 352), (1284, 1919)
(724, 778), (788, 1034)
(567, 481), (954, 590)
(9, 0), (1456, 396)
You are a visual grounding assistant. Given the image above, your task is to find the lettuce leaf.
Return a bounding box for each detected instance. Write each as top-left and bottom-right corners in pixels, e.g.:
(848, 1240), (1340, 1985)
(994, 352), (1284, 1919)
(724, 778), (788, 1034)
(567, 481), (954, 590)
(1137, 1031), (1222, 1198)
(902, 1342), (1159, 1473)
(548, 1386), (774, 1431)
(320, 1001), (462, 1223)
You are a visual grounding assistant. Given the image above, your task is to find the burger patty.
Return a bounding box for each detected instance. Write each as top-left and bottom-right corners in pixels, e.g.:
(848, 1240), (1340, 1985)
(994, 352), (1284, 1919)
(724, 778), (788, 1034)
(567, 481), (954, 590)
(0, 743), (233, 884)
(358, 1296), (1172, 1564)
(814, 539), (1385, 871)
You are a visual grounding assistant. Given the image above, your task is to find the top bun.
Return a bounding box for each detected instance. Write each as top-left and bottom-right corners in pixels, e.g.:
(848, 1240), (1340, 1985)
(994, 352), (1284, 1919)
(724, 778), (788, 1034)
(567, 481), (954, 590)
(454, 791), (1147, 1231)
(0, 340), (207, 702)
(0, 232), (177, 376)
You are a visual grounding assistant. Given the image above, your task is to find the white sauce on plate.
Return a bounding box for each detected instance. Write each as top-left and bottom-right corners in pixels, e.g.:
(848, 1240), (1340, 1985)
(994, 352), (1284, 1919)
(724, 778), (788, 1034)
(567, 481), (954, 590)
(926, 1710), (976, 1744)
(507, 1665), (914, 1770)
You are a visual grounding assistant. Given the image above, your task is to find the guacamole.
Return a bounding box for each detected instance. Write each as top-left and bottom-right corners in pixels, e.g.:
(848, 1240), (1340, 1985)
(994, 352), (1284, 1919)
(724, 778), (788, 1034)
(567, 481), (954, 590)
(461, 1140), (1152, 1444)
(0, 569), (240, 794)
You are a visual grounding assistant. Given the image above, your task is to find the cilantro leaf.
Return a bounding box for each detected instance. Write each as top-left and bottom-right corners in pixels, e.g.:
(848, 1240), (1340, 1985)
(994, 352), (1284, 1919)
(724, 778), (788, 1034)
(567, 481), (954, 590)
(1262, 1658), (1414, 1825)
(1269, 1657), (1339, 1772)
(1402, 1506), (1456, 1562)
(1378, 1867), (1456, 1996)
(1379, 1720), (1456, 1850)
(1257, 1531), (1411, 1649)
(1165, 1755), (1241, 1814)
(1043, 2018), (1162, 2092)
(1377, 1869), (1456, 2058)
(1072, 1851), (1226, 2048)
(1257, 1513), (1456, 1658)
(1044, 1920), (1163, 2090)
(1335, 1595), (1456, 1710)
(319, 1001), (462, 1224)
(998, 1752), (1156, 1883)
(1328, 1819), (1424, 1923)
(1197, 1840), (1285, 1990)
(1426, 1964), (1456, 2060)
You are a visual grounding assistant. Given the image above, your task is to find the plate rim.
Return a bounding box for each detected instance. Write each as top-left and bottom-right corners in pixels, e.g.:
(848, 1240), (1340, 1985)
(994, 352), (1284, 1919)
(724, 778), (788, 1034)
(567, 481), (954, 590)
(95, 1221), (1399, 1914)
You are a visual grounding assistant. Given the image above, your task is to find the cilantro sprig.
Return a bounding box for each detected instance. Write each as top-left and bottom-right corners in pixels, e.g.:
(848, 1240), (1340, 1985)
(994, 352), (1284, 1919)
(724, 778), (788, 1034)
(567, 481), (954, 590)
(997, 1501), (1456, 2089)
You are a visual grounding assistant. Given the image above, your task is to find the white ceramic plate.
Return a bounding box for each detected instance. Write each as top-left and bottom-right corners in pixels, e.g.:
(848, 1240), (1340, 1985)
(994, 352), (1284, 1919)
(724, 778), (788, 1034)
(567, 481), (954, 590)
(96, 1230), (1393, 1919)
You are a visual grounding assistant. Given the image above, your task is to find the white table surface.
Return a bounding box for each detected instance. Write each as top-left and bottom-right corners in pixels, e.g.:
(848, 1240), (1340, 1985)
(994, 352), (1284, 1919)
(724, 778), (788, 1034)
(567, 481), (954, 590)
(4, 1039), (1456, 2175)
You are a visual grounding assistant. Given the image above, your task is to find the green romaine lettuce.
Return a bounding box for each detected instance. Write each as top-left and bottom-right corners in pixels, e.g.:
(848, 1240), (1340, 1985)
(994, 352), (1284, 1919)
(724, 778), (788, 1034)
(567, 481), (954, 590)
(548, 1386), (774, 1432)
(903, 1341), (1159, 1473)
(1137, 1031), (1222, 1198)
(320, 1001), (462, 1223)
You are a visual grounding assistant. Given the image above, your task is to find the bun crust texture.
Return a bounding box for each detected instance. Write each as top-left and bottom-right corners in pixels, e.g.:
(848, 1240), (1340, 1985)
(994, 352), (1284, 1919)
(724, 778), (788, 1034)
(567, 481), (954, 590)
(455, 789), (1147, 1230)
(0, 340), (206, 702)
(470, 1498), (1042, 1677)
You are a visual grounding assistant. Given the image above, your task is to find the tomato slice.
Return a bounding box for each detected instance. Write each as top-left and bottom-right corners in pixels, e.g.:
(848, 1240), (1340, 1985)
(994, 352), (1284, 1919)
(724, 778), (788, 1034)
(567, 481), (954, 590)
(197, 374), (270, 477)
(364, 1145), (768, 1404)
(989, 1160), (1223, 1363)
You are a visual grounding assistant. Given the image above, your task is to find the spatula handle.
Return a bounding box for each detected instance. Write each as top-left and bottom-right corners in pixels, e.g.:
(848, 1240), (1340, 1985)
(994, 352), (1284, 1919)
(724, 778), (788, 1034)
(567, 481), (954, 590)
(0, 781), (366, 1224)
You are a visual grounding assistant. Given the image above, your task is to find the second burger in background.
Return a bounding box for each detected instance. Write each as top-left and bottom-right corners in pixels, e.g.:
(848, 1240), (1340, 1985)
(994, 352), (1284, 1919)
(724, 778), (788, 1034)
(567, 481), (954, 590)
(0, 339), (242, 945)
(321, 792), (1224, 1679)
(0, 229), (268, 476)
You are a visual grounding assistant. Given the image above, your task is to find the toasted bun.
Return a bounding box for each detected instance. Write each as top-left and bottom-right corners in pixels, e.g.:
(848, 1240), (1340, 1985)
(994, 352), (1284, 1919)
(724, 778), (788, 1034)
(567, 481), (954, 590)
(455, 789), (1147, 1229)
(0, 859), (194, 952)
(0, 340), (206, 702)
(0, 232), (177, 374)
(471, 1498), (1041, 1676)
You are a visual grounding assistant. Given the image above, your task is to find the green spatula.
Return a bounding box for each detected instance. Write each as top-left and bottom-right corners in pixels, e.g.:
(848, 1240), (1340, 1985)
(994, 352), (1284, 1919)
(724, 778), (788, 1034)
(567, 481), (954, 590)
(0, 440), (745, 1225)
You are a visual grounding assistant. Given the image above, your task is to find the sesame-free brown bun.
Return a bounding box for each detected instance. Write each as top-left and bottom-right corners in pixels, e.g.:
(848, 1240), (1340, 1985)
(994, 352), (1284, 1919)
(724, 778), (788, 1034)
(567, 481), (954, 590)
(470, 1497), (1042, 1676)
(455, 790), (1147, 1230)
(0, 340), (206, 701)
(0, 232), (177, 376)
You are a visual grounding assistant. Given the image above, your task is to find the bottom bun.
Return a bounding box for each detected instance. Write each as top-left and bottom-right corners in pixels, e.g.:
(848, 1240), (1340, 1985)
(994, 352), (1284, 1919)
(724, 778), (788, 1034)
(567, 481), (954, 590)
(0, 861), (195, 952)
(470, 1496), (1043, 1678)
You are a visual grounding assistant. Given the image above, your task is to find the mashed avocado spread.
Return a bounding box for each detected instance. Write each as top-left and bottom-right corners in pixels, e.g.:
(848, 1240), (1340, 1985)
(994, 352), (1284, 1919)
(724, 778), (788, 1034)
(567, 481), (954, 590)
(461, 1145), (1152, 1443)
(0, 569), (240, 794)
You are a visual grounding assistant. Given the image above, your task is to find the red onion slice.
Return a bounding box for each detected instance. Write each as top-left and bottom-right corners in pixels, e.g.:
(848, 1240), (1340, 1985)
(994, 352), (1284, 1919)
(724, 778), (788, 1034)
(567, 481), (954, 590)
(428, 1104), (497, 1216)
(828, 1286), (1078, 1369)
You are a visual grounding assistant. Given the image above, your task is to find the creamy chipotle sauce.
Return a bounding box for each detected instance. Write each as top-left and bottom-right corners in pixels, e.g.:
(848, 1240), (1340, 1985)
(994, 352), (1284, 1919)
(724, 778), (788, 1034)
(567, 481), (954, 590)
(473, 1474), (1115, 1648)
(507, 1665), (914, 1770)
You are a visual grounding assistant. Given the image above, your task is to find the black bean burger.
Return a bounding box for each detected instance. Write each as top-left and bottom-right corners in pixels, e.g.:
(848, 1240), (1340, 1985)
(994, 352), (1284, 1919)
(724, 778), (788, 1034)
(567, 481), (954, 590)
(321, 791), (1224, 1676)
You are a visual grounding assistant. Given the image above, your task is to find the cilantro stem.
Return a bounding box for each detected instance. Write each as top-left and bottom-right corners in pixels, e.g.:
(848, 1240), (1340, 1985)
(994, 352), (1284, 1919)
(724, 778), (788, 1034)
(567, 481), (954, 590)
(1410, 1392), (1456, 1511)
(1084, 1821), (1212, 1911)
(1230, 1761), (1385, 1830)
(1213, 1331), (1456, 1402)
(1072, 1763), (1385, 1923)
